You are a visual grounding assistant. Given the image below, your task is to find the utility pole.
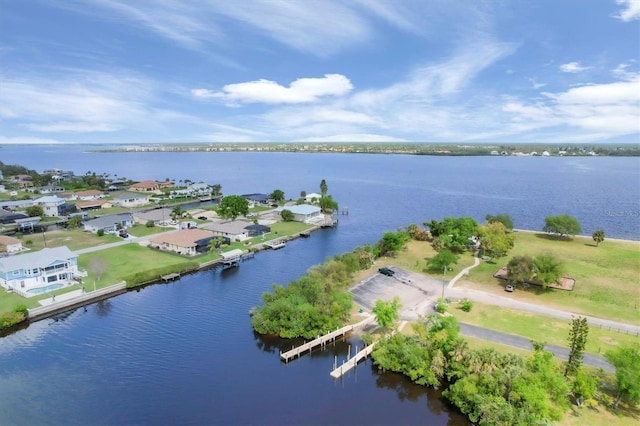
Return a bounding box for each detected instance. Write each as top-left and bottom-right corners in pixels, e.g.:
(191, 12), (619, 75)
(442, 265), (446, 299)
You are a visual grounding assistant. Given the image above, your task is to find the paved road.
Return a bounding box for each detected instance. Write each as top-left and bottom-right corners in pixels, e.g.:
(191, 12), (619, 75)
(459, 323), (614, 372)
(352, 266), (635, 372)
(73, 229), (179, 255)
(446, 286), (640, 335)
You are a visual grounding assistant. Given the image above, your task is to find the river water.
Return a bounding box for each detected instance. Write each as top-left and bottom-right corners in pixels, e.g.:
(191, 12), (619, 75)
(0, 145), (638, 425)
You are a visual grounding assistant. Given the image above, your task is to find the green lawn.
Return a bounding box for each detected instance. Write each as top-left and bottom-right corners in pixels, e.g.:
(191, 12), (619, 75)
(19, 228), (121, 251)
(451, 301), (639, 356)
(462, 232), (640, 324)
(126, 224), (173, 238)
(78, 244), (193, 289)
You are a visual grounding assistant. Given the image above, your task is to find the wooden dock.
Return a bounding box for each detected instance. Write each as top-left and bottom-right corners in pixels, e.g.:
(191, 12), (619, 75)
(161, 273), (180, 282)
(280, 316), (375, 363)
(330, 343), (375, 378)
(265, 238), (287, 249)
(330, 320), (406, 378)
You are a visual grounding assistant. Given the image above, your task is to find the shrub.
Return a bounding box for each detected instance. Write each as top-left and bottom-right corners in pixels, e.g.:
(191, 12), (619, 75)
(435, 301), (448, 313)
(0, 311), (27, 329)
(13, 304), (28, 315)
(97, 229), (105, 237)
(145, 220), (155, 228)
(458, 298), (473, 312)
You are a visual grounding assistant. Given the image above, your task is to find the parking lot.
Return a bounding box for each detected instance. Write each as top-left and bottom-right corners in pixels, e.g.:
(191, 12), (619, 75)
(350, 266), (448, 321)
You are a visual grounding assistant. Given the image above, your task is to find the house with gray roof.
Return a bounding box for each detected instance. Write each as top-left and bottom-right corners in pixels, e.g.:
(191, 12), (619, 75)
(201, 220), (270, 241)
(0, 246), (83, 297)
(133, 207), (174, 226)
(274, 204), (322, 223)
(83, 213), (135, 234)
(35, 195), (76, 217)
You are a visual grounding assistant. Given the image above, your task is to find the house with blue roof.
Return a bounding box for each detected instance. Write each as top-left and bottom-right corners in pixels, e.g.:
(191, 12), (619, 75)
(0, 246), (84, 297)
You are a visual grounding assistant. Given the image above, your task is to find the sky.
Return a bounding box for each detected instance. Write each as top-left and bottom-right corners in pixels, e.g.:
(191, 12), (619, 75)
(0, 0), (639, 145)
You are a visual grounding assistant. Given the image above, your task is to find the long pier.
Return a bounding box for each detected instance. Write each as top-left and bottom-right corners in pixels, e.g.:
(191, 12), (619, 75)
(329, 320), (407, 378)
(329, 343), (375, 378)
(280, 316), (375, 363)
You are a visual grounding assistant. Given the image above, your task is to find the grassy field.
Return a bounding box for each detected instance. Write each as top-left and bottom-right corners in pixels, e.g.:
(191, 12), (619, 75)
(18, 228), (121, 251)
(460, 232), (640, 324)
(376, 239), (477, 277)
(78, 244), (193, 289)
(450, 301), (639, 356)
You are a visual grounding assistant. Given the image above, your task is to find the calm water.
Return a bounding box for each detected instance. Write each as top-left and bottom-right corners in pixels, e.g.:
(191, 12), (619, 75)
(0, 144), (638, 425)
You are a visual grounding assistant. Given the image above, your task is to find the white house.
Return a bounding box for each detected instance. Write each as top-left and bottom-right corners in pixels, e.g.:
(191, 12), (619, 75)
(275, 204), (322, 223)
(0, 246), (84, 297)
(0, 235), (23, 254)
(35, 195), (66, 217)
(115, 193), (150, 208)
(74, 189), (105, 201)
(305, 193), (322, 203)
(83, 213), (135, 234)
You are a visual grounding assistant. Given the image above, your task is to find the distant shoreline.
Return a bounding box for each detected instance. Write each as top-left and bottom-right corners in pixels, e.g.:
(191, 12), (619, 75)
(78, 142), (640, 157)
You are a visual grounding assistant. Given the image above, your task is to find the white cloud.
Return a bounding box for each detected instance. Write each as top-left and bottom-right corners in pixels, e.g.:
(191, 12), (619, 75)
(613, 0), (640, 21)
(559, 62), (591, 73)
(192, 74), (353, 105)
(503, 75), (640, 136)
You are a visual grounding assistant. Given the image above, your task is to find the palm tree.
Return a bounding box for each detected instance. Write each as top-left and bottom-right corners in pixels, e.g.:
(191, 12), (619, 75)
(533, 254), (563, 288)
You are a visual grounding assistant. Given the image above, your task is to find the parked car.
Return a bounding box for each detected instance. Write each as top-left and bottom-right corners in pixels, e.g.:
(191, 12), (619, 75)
(378, 267), (395, 276)
(505, 284), (515, 292)
(197, 216), (208, 220)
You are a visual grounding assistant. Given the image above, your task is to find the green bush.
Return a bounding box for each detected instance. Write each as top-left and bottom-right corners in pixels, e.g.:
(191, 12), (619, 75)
(97, 229), (105, 237)
(459, 298), (474, 312)
(0, 311), (26, 329)
(435, 301), (448, 313)
(13, 304), (28, 315)
(145, 220), (155, 228)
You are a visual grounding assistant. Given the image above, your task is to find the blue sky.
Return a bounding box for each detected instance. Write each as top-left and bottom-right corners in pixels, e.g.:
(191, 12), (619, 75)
(1, 0), (638, 144)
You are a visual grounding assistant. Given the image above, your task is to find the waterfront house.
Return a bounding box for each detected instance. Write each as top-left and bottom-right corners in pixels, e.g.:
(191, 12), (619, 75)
(274, 204), (322, 223)
(76, 199), (113, 211)
(305, 192), (322, 203)
(14, 216), (41, 233)
(35, 195), (76, 217)
(242, 193), (270, 206)
(148, 229), (217, 256)
(0, 246), (84, 297)
(133, 208), (173, 226)
(114, 193), (150, 208)
(0, 210), (29, 224)
(83, 213), (135, 234)
(201, 220), (268, 242)
(0, 235), (23, 254)
(74, 189), (105, 201)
